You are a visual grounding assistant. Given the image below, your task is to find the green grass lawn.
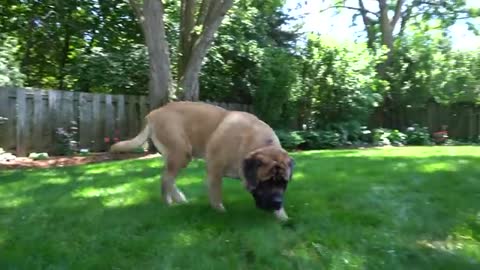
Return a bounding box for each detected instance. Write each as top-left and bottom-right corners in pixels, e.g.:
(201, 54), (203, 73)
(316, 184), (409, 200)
(1, 146), (480, 269)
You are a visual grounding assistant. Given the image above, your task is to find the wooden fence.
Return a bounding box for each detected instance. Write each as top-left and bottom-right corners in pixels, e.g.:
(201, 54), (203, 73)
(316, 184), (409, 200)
(369, 101), (480, 140)
(0, 87), (252, 156)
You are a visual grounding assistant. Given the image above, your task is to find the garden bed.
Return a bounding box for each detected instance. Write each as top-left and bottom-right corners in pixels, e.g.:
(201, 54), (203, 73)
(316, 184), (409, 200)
(0, 152), (160, 170)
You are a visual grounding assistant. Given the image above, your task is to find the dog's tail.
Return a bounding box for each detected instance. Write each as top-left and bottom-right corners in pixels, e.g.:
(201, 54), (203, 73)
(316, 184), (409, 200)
(110, 121), (151, 153)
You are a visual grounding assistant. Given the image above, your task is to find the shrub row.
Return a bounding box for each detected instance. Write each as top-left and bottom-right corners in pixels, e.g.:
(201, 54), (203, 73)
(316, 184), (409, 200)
(275, 123), (434, 151)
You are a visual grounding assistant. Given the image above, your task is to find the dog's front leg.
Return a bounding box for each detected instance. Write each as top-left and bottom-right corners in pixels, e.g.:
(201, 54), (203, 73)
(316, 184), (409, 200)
(206, 169), (226, 212)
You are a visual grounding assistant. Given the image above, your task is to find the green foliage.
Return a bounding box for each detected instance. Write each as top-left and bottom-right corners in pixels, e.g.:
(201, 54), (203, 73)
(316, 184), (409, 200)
(276, 129), (346, 150)
(390, 24), (480, 107)
(253, 48), (297, 127)
(373, 128), (407, 146)
(294, 35), (384, 129)
(275, 130), (305, 150)
(0, 35), (25, 86)
(200, 0), (298, 106)
(314, 130), (344, 149)
(70, 45), (149, 94)
(405, 124), (432, 145)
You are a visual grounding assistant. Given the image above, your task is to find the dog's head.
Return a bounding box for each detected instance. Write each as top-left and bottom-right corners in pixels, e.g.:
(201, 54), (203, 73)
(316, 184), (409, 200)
(242, 146), (295, 212)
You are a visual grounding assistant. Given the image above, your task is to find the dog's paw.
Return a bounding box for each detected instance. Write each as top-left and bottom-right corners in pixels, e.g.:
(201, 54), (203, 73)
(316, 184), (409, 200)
(172, 189), (188, 204)
(274, 208), (289, 222)
(211, 203), (226, 213)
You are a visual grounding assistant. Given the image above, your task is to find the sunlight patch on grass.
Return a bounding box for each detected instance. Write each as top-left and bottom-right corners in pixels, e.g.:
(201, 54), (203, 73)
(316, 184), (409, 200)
(78, 167), (110, 175)
(72, 180), (154, 207)
(417, 222), (480, 261)
(417, 161), (458, 173)
(330, 250), (366, 269)
(72, 181), (146, 199)
(0, 196), (32, 208)
(101, 190), (151, 207)
(173, 231), (198, 247)
(44, 177), (71, 185)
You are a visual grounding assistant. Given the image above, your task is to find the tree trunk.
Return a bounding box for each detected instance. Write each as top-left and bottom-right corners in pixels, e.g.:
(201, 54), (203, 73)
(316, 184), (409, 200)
(129, 0), (233, 104)
(179, 0), (233, 101)
(141, 0), (174, 110)
(377, 0), (394, 77)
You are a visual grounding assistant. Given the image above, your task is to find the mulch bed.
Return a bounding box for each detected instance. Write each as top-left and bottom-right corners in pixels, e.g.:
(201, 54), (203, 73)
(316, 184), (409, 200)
(0, 152), (161, 170)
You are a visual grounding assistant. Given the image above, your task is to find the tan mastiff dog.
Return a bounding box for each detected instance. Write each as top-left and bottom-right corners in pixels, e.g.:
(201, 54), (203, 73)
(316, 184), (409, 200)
(110, 101), (295, 221)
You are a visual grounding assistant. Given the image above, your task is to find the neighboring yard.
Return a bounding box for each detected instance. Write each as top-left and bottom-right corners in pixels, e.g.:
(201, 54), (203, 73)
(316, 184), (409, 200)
(1, 146), (479, 269)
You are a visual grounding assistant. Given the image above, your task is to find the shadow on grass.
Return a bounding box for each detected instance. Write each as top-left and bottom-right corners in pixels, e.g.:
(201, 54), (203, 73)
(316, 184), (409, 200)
(1, 148), (479, 269)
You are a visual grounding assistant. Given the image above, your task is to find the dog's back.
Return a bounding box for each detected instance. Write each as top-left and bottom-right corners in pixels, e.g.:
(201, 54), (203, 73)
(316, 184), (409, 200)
(147, 102), (231, 158)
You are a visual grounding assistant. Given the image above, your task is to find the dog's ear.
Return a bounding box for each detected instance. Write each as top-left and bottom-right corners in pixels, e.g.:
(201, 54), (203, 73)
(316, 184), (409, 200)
(243, 157), (262, 191)
(287, 158), (295, 181)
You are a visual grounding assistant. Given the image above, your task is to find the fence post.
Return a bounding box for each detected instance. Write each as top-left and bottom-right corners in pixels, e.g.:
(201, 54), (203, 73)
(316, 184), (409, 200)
(16, 88), (27, 156)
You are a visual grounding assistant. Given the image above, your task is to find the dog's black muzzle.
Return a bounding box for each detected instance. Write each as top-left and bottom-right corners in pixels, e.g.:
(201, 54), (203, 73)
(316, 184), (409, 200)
(251, 179), (287, 211)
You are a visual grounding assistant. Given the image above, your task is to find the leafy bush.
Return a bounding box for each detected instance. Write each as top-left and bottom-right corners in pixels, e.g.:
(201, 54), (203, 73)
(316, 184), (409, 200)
(389, 130), (407, 146)
(372, 128), (392, 146)
(405, 124), (431, 145)
(316, 130), (344, 149)
(0, 35), (25, 86)
(293, 35), (384, 129)
(253, 48), (297, 128)
(70, 45), (149, 94)
(275, 130), (305, 150)
(53, 121), (79, 155)
(276, 129), (345, 150)
(372, 128), (407, 146)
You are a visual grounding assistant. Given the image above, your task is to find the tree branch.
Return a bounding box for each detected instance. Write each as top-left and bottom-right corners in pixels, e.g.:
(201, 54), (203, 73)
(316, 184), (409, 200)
(358, 0), (377, 49)
(196, 0), (212, 27)
(179, 0), (196, 76)
(390, 0), (405, 28)
(398, 5), (413, 37)
(320, 5), (378, 17)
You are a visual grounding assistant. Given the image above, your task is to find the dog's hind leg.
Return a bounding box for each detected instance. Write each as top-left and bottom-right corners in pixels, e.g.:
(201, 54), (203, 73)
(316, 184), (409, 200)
(160, 166), (188, 205)
(151, 136), (190, 205)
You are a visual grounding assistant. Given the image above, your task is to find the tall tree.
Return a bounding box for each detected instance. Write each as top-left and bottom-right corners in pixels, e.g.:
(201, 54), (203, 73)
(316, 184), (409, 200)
(128, 0), (234, 109)
(326, 0), (478, 75)
(323, 0), (479, 127)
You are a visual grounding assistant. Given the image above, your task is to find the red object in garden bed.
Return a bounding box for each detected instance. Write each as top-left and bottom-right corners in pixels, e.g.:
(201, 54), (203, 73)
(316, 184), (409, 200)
(432, 130), (448, 144)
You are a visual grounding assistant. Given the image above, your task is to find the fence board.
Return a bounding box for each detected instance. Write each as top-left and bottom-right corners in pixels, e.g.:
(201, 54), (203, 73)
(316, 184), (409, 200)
(468, 108), (475, 139)
(16, 88), (27, 156)
(139, 95), (148, 119)
(62, 91), (75, 128)
(127, 95), (139, 138)
(116, 95), (126, 140)
(0, 88), (10, 149)
(79, 92), (93, 148)
(104, 94), (114, 147)
(33, 90), (45, 151)
(48, 90), (61, 152)
(92, 93), (102, 151)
